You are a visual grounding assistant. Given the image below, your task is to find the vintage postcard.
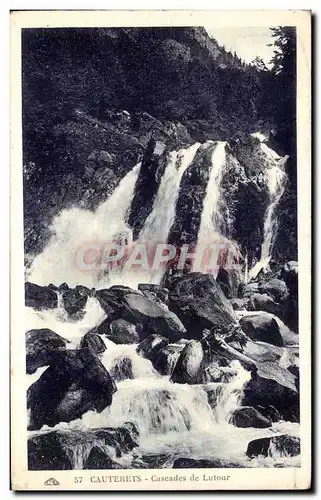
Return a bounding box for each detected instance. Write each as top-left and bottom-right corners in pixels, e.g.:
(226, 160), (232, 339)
(10, 9), (311, 491)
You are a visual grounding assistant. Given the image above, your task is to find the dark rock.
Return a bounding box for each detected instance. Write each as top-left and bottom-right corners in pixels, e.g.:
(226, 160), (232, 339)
(256, 405), (281, 423)
(246, 434), (300, 458)
(167, 142), (217, 247)
(58, 282), (69, 291)
(280, 261), (298, 297)
(26, 328), (69, 374)
(202, 330), (256, 371)
(110, 357), (134, 382)
(247, 293), (283, 317)
(154, 343), (185, 376)
(229, 297), (248, 310)
(216, 267), (239, 299)
(167, 273), (237, 339)
(28, 424), (139, 470)
(230, 406), (272, 428)
(25, 282), (58, 310)
(138, 283), (169, 305)
(79, 332), (106, 354)
(75, 285), (93, 297)
(95, 289), (124, 318)
(128, 138), (168, 239)
(172, 458), (243, 468)
(259, 278), (289, 303)
(171, 340), (204, 384)
(62, 289), (87, 316)
(137, 334), (169, 362)
(108, 285), (141, 297)
(242, 363), (299, 422)
(240, 313), (284, 347)
(109, 319), (140, 344)
(122, 293), (186, 341)
(28, 431), (72, 470)
(83, 447), (123, 469)
(28, 348), (116, 430)
(56, 389), (97, 422)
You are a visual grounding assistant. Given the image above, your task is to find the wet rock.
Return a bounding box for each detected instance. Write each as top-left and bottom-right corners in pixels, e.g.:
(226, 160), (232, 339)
(110, 357), (134, 382)
(240, 313), (284, 347)
(109, 319), (140, 344)
(229, 297), (248, 310)
(242, 361), (299, 422)
(167, 142), (217, 247)
(154, 343), (184, 376)
(246, 434), (300, 458)
(216, 267), (239, 299)
(28, 431), (72, 470)
(95, 289), (124, 318)
(201, 363), (238, 383)
(256, 405), (281, 423)
(25, 282), (58, 310)
(172, 458), (243, 468)
(138, 283), (169, 305)
(62, 288), (88, 316)
(259, 278), (289, 303)
(230, 406), (272, 428)
(56, 389), (97, 422)
(128, 138), (168, 239)
(171, 340), (204, 384)
(241, 312), (298, 347)
(137, 334), (169, 362)
(122, 293), (186, 341)
(28, 424), (139, 470)
(108, 285), (141, 297)
(168, 273), (237, 339)
(26, 328), (69, 374)
(280, 261), (298, 297)
(75, 285), (93, 297)
(28, 348), (116, 430)
(247, 293), (282, 317)
(83, 447), (123, 469)
(79, 332), (106, 354)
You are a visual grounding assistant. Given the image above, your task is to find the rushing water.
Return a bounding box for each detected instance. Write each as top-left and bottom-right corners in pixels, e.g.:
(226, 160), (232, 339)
(26, 136), (296, 469)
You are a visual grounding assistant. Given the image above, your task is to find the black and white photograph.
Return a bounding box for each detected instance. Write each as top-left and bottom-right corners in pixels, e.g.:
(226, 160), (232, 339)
(10, 9), (311, 490)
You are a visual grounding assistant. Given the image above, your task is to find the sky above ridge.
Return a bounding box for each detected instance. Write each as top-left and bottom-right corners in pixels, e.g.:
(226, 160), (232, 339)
(205, 27), (275, 66)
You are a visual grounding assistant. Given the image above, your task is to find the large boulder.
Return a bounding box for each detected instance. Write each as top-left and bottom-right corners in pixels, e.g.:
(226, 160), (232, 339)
(240, 312), (298, 347)
(240, 313), (284, 347)
(95, 289), (124, 318)
(259, 278), (289, 303)
(171, 340), (204, 384)
(27, 348), (116, 430)
(216, 267), (239, 299)
(26, 328), (69, 374)
(108, 319), (140, 344)
(167, 273), (237, 339)
(79, 332), (106, 354)
(25, 282), (58, 310)
(122, 293), (186, 341)
(246, 434), (300, 458)
(230, 406), (272, 428)
(62, 288), (87, 316)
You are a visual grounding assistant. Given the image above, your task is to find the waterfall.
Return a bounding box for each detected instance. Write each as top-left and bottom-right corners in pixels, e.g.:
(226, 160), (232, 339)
(140, 143), (201, 244)
(27, 163), (141, 288)
(249, 154), (288, 279)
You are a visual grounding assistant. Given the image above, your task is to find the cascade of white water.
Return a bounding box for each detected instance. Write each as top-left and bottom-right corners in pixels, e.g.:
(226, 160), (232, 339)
(249, 154), (288, 279)
(27, 163), (141, 288)
(25, 296), (106, 347)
